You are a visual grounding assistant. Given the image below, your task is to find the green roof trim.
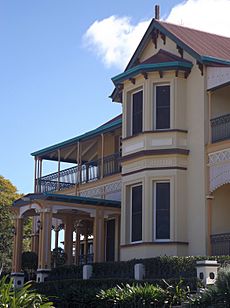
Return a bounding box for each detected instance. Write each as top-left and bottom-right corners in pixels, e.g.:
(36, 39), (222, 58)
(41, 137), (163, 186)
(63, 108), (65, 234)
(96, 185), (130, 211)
(31, 116), (122, 157)
(112, 61), (193, 85)
(14, 192), (121, 209)
(201, 55), (230, 66)
(45, 193), (121, 208)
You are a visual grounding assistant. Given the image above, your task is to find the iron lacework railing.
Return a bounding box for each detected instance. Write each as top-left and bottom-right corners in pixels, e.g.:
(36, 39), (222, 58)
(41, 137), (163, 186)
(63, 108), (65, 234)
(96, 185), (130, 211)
(211, 233), (230, 256)
(37, 153), (121, 193)
(211, 113), (230, 143)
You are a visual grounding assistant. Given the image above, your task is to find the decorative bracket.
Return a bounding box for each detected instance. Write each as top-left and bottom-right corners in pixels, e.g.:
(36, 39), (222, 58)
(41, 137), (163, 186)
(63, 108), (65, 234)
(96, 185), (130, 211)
(177, 45), (184, 58)
(141, 72), (148, 80)
(160, 32), (166, 45)
(151, 29), (159, 49)
(197, 61), (204, 76)
(129, 78), (136, 85)
(159, 71), (163, 78)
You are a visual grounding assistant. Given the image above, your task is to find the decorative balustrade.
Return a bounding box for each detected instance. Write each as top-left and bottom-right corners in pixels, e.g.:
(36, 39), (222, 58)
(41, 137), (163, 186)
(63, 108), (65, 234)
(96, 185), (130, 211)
(211, 233), (230, 256)
(36, 153), (121, 193)
(79, 253), (94, 265)
(211, 113), (230, 143)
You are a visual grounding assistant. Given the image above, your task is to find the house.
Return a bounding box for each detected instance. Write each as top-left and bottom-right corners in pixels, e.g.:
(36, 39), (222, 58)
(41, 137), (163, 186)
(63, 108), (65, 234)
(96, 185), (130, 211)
(11, 6), (230, 286)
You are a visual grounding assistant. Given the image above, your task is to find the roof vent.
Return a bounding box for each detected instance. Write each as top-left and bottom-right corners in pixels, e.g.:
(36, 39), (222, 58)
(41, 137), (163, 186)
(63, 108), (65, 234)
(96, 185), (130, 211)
(155, 5), (160, 20)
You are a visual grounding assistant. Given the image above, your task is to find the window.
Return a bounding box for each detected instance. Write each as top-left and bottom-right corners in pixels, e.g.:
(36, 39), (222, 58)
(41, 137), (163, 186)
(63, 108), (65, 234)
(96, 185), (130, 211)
(155, 85), (170, 129)
(131, 185), (142, 242)
(154, 182), (170, 240)
(132, 90), (143, 135)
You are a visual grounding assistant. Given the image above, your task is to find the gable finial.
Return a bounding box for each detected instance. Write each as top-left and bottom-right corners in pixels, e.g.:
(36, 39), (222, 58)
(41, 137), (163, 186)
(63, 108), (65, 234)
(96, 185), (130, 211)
(155, 5), (160, 20)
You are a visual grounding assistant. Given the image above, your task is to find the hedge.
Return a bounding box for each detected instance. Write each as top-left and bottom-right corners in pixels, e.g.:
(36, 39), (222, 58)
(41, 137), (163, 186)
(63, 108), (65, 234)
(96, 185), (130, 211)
(33, 277), (199, 307)
(47, 255), (230, 281)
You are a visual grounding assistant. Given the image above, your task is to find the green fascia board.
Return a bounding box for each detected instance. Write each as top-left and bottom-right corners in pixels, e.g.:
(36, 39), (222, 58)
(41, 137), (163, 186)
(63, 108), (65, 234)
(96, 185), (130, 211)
(201, 55), (230, 65)
(13, 192), (121, 208)
(112, 62), (193, 85)
(31, 117), (122, 157)
(45, 192), (121, 208)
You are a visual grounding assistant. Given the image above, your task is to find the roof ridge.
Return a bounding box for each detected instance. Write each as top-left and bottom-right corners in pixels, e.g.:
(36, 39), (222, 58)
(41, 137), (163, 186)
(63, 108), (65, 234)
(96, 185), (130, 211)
(158, 20), (230, 40)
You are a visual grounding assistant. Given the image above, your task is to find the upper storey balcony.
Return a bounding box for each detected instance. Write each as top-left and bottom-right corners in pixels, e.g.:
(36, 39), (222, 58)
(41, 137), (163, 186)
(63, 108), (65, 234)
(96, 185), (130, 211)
(36, 152), (121, 193)
(207, 67), (230, 193)
(211, 113), (230, 143)
(32, 115), (122, 196)
(207, 66), (230, 145)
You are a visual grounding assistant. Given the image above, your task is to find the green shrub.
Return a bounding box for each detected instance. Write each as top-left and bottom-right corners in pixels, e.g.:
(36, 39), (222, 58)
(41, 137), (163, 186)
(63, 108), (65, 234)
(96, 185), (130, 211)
(189, 266), (230, 306)
(97, 283), (167, 307)
(34, 277), (198, 307)
(0, 275), (53, 307)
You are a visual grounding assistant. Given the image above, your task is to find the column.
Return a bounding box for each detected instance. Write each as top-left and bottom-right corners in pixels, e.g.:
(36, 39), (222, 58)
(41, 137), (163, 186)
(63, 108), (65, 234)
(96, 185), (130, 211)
(37, 209), (52, 283)
(64, 217), (73, 265)
(31, 216), (39, 255)
(207, 195), (214, 255)
(74, 228), (81, 265)
(100, 134), (104, 179)
(57, 149), (61, 190)
(83, 226), (88, 264)
(114, 215), (120, 262)
(93, 209), (105, 263)
(208, 91), (212, 144)
(34, 158), (37, 192)
(11, 217), (24, 287)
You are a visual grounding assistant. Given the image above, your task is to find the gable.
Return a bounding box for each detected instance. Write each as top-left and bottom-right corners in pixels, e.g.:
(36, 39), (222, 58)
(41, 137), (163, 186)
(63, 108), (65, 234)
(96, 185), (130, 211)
(127, 19), (230, 71)
(111, 18), (230, 102)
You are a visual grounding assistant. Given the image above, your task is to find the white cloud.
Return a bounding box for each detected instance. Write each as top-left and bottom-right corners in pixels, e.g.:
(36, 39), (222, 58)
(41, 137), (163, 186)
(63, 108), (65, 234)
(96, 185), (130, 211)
(166, 0), (230, 36)
(83, 16), (150, 69)
(83, 0), (230, 69)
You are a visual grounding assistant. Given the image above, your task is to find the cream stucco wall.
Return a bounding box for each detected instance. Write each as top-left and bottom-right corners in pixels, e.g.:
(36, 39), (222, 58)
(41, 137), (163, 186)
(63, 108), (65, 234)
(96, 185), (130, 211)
(186, 63), (208, 256)
(120, 243), (188, 261)
(121, 167), (188, 257)
(120, 26), (210, 260)
(212, 184), (230, 235)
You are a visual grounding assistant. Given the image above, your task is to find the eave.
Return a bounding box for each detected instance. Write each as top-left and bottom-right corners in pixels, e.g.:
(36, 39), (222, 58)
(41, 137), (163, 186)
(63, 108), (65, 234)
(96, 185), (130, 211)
(13, 193), (121, 209)
(31, 117), (122, 159)
(112, 61), (193, 85)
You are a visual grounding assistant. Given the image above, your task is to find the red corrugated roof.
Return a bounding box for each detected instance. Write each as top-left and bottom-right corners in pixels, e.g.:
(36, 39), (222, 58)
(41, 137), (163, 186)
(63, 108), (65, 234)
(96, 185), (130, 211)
(141, 49), (192, 65)
(158, 20), (230, 61)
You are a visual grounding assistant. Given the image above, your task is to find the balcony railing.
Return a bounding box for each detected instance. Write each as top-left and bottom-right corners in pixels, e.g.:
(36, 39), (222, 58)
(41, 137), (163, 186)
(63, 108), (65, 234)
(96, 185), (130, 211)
(211, 113), (230, 143)
(36, 153), (121, 193)
(211, 233), (230, 256)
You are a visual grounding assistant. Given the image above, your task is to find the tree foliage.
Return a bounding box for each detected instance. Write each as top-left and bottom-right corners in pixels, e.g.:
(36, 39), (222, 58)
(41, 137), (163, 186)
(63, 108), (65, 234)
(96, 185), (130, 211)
(0, 175), (22, 273)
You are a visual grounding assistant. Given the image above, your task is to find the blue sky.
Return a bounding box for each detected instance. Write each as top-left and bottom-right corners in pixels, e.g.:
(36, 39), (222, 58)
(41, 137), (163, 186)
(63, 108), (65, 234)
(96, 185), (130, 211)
(1, 0), (230, 193)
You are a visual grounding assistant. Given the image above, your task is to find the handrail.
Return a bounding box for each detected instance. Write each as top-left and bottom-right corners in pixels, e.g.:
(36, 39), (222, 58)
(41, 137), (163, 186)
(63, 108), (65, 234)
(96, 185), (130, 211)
(211, 113), (230, 143)
(211, 233), (230, 256)
(37, 153), (121, 192)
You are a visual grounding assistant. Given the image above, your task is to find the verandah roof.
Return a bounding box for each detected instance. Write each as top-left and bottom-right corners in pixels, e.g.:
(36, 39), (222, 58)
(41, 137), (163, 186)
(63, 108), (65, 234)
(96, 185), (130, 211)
(30, 114), (122, 162)
(14, 192), (121, 209)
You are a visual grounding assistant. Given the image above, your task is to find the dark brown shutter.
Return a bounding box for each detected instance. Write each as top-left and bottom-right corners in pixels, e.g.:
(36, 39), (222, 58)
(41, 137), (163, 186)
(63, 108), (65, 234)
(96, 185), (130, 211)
(132, 91), (143, 135)
(156, 182), (170, 239)
(132, 185), (142, 242)
(106, 219), (115, 261)
(156, 85), (170, 129)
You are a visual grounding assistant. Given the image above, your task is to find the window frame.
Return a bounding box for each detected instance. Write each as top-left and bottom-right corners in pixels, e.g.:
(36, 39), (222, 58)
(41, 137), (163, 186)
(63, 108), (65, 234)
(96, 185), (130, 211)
(153, 180), (171, 242)
(153, 84), (171, 131)
(130, 183), (143, 243)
